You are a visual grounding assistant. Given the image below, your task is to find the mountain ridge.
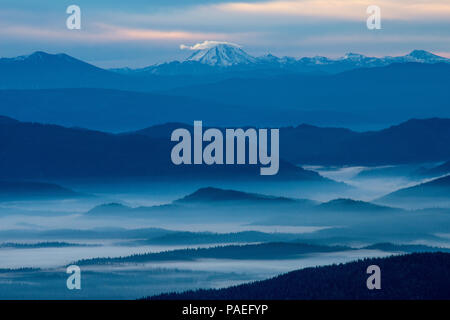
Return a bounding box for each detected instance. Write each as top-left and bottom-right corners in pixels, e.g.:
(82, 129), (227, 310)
(175, 187), (297, 204)
(115, 46), (450, 75)
(134, 118), (450, 166)
(0, 116), (331, 182)
(85, 186), (405, 219)
(0, 180), (85, 200)
(147, 252), (450, 300)
(2, 48), (448, 81)
(2, 52), (450, 130)
(3, 116), (450, 171)
(378, 175), (450, 202)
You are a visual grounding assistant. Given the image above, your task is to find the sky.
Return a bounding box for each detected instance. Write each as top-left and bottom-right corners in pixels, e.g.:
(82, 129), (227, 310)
(0, 0), (450, 68)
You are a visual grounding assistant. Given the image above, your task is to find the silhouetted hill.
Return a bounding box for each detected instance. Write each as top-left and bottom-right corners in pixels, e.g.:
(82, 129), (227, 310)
(85, 202), (184, 217)
(378, 175), (450, 203)
(0, 180), (84, 200)
(318, 198), (401, 213)
(175, 187), (298, 204)
(0, 116), (18, 125)
(148, 252), (450, 299)
(0, 52), (129, 90)
(0, 51), (200, 92)
(0, 117), (328, 182)
(75, 242), (352, 265)
(85, 203), (132, 216)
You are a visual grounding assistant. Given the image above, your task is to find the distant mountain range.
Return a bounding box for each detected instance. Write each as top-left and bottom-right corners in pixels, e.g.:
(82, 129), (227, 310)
(85, 187), (319, 220)
(6, 47), (447, 82)
(76, 185), (450, 244)
(2, 116), (450, 185)
(3, 48), (447, 88)
(1, 50), (450, 130)
(85, 187), (406, 221)
(0, 51), (131, 90)
(113, 44), (450, 75)
(148, 252), (450, 300)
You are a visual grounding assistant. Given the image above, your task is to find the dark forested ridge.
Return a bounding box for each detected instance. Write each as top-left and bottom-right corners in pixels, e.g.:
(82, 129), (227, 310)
(148, 253), (450, 300)
(0, 116), (326, 182)
(74, 242), (352, 265)
(3, 116), (450, 180)
(135, 118), (450, 166)
(0, 241), (96, 249)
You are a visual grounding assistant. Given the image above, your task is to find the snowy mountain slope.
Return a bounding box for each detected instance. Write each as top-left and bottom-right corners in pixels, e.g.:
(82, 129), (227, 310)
(183, 41), (257, 66)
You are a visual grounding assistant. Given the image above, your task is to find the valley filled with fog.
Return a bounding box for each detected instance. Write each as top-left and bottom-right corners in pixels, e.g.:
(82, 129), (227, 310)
(1, 163), (449, 299)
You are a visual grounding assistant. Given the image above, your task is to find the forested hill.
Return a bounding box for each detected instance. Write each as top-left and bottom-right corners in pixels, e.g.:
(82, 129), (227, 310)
(148, 252), (450, 300)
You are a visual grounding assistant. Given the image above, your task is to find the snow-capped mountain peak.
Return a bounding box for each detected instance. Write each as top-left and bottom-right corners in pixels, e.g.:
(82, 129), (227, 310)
(341, 52), (367, 61)
(181, 41), (257, 67)
(403, 50), (448, 63)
